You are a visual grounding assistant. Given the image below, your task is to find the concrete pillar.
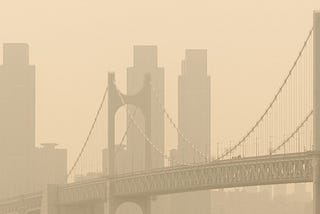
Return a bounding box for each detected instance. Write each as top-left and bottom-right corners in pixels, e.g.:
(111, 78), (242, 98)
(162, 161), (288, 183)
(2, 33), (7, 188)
(108, 197), (120, 214)
(138, 198), (151, 214)
(41, 184), (59, 214)
(42, 184), (103, 214)
(108, 73), (118, 176)
(314, 10), (320, 214)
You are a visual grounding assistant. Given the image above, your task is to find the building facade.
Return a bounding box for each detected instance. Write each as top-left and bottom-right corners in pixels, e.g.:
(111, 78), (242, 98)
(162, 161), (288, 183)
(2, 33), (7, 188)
(127, 46), (166, 214)
(126, 45), (165, 172)
(0, 43), (35, 154)
(0, 44), (67, 199)
(170, 49), (211, 214)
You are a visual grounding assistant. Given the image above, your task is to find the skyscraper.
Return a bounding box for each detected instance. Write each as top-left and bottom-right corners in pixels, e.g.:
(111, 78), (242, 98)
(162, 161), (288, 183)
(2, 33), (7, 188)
(170, 49), (211, 214)
(123, 46), (167, 214)
(126, 45), (165, 172)
(0, 44), (67, 199)
(178, 49), (211, 161)
(0, 44), (35, 154)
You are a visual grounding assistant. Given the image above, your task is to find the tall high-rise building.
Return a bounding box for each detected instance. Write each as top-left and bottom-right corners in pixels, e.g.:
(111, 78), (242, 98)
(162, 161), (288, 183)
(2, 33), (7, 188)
(0, 44), (67, 199)
(119, 46), (167, 214)
(0, 44), (35, 154)
(126, 45), (165, 172)
(170, 49), (211, 214)
(178, 49), (211, 161)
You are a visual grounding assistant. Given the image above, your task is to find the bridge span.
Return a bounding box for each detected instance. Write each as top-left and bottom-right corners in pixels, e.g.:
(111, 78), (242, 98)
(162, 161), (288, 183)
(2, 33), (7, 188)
(1, 151), (318, 214)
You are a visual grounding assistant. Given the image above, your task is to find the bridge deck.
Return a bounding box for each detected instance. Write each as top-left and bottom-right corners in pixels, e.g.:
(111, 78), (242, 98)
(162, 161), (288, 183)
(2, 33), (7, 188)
(0, 152), (317, 211)
(58, 151), (316, 204)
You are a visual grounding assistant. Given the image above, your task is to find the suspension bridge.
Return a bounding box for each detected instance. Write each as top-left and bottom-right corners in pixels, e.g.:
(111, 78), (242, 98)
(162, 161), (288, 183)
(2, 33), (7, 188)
(0, 10), (320, 214)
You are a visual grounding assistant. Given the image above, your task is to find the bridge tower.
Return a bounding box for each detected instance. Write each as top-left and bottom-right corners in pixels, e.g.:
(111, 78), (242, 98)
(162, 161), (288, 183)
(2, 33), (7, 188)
(314, 10), (320, 214)
(43, 73), (152, 214)
(107, 72), (152, 214)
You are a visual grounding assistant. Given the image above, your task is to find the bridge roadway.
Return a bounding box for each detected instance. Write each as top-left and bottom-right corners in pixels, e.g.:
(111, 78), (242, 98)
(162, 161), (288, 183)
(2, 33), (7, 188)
(0, 192), (42, 214)
(0, 151), (317, 213)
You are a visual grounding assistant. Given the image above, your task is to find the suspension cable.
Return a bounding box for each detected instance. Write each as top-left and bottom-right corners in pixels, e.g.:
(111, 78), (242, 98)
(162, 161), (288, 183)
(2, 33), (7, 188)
(113, 80), (190, 166)
(67, 85), (109, 179)
(271, 110), (313, 154)
(218, 27), (314, 160)
(149, 82), (209, 161)
(114, 106), (138, 156)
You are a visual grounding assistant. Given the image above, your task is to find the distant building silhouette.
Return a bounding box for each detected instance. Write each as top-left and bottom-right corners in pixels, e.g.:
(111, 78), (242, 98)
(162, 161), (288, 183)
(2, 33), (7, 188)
(103, 144), (128, 175)
(127, 45), (167, 214)
(170, 49), (211, 214)
(0, 43), (35, 154)
(0, 44), (67, 199)
(126, 45), (165, 172)
(178, 49), (211, 161)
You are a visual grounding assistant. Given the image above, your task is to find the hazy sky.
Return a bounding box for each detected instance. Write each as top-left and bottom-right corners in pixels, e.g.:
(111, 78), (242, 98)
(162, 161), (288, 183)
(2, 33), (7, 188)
(0, 0), (319, 168)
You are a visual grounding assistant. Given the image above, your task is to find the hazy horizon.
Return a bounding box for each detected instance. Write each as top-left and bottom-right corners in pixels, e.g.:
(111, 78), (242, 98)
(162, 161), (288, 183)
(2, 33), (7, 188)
(0, 0), (319, 168)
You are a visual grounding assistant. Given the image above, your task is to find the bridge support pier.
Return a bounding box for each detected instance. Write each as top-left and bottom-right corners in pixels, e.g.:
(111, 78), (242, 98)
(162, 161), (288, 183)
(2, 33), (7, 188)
(314, 157), (320, 214)
(314, 10), (320, 214)
(42, 184), (60, 214)
(108, 197), (151, 214)
(43, 185), (104, 214)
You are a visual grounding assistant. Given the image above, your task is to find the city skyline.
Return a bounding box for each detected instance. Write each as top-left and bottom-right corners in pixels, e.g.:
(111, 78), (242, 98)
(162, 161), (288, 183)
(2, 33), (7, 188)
(0, 1), (320, 214)
(0, 1), (319, 167)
